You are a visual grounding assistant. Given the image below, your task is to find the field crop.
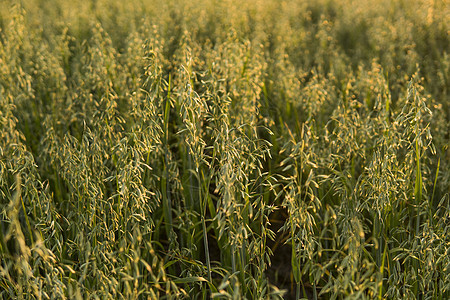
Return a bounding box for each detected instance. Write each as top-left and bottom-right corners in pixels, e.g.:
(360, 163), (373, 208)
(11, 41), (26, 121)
(0, 0), (449, 299)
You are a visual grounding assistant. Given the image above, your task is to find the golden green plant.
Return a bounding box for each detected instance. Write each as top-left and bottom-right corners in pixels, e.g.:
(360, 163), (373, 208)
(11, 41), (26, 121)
(0, 0), (448, 299)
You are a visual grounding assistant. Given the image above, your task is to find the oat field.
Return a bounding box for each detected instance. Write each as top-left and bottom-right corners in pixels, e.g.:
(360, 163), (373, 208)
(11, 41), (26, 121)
(0, 0), (449, 299)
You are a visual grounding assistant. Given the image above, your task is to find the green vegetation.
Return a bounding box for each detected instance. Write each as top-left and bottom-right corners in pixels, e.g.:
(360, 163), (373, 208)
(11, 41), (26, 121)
(0, 0), (449, 299)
